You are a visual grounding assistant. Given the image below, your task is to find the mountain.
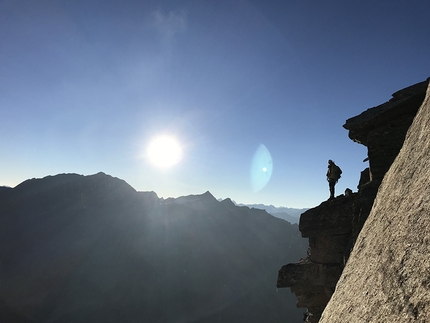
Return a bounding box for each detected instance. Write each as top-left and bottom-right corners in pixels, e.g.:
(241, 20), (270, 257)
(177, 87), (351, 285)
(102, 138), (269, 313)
(320, 79), (430, 322)
(277, 78), (430, 322)
(236, 203), (308, 224)
(0, 172), (307, 323)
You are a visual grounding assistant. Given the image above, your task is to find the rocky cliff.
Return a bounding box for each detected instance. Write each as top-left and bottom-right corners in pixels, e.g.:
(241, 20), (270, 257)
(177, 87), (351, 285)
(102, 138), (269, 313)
(277, 78), (430, 322)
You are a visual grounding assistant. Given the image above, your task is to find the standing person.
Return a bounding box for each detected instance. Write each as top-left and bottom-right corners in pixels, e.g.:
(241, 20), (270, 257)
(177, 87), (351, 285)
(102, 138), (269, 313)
(326, 159), (342, 200)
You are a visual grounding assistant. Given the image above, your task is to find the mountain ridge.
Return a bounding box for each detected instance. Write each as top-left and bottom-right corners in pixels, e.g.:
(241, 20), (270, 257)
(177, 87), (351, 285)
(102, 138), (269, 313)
(233, 203), (308, 224)
(0, 172), (307, 323)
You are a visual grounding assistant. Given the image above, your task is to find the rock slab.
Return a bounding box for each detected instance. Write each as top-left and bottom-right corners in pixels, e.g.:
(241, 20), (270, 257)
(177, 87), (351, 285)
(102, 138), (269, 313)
(320, 82), (430, 322)
(277, 78), (429, 323)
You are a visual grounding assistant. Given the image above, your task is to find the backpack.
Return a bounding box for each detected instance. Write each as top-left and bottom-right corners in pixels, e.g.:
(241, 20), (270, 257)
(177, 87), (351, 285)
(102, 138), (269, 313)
(334, 165), (342, 179)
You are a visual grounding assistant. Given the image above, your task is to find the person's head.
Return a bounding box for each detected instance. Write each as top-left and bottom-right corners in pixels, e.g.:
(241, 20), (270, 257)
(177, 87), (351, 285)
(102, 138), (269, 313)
(328, 159), (334, 166)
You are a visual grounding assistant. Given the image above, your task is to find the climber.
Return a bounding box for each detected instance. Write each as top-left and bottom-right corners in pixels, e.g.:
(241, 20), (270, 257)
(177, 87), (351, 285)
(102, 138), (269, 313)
(326, 159), (342, 200)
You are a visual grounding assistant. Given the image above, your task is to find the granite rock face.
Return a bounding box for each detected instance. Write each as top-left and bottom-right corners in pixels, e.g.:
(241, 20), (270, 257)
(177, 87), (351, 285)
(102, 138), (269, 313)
(277, 78), (429, 322)
(344, 79), (428, 183)
(277, 195), (360, 323)
(320, 80), (430, 322)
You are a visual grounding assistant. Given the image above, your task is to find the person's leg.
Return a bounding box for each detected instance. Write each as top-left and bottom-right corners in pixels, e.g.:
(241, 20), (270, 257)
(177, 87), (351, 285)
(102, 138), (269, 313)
(329, 180), (335, 199)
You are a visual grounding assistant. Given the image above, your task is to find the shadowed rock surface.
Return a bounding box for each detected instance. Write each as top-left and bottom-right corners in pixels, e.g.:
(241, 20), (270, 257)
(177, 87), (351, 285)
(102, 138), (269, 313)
(320, 81), (430, 322)
(277, 78), (430, 322)
(0, 172), (307, 323)
(344, 78), (428, 183)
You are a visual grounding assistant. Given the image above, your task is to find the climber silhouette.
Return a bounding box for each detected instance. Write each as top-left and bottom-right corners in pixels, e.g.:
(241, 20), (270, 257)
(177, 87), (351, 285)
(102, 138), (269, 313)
(326, 159), (342, 200)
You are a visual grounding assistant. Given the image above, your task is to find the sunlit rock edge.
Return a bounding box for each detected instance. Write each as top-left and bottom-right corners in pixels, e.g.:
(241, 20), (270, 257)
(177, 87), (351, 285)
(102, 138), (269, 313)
(319, 82), (430, 322)
(276, 78), (429, 323)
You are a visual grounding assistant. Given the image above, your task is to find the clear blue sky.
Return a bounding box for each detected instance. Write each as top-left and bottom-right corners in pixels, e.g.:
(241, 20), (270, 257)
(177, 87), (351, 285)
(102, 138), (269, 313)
(1, 0), (429, 208)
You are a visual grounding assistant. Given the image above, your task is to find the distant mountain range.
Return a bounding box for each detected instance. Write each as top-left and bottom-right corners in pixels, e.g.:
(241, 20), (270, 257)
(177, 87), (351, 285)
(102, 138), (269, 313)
(235, 203), (308, 224)
(0, 172), (307, 323)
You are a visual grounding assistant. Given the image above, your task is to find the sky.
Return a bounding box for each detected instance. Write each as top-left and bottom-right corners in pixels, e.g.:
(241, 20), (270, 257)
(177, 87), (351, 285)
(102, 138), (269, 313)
(1, 0), (430, 208)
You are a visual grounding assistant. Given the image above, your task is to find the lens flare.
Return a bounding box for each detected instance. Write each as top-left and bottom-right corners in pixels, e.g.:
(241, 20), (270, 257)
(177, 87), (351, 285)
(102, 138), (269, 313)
(250, 144), (273, 192)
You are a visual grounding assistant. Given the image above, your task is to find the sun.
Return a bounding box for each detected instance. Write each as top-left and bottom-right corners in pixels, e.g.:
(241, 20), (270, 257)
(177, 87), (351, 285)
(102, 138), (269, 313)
(146, 135), (183, 168)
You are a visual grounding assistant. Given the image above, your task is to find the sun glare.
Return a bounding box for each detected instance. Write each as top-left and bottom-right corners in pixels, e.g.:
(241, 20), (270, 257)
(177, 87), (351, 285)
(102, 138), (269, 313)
(147, 135), (183, 168)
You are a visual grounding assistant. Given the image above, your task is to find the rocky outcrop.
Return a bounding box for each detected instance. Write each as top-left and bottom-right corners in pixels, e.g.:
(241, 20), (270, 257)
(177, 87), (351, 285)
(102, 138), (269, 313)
(277, 194), (361, 323)
(320, 79), (430, 322)
(344, 79), (429, 183)
(277, 78), (430, 322)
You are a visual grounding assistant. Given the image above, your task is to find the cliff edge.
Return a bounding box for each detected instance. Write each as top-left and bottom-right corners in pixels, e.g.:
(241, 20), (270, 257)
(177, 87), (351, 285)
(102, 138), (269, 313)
(319, 81), (430, 322)
(277, 78), (430, 322)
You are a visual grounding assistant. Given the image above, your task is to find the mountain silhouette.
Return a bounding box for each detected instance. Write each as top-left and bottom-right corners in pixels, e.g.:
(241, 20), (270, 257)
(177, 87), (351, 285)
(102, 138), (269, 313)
(0, 172), (307, 323)
(238, 204), (308, 224)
